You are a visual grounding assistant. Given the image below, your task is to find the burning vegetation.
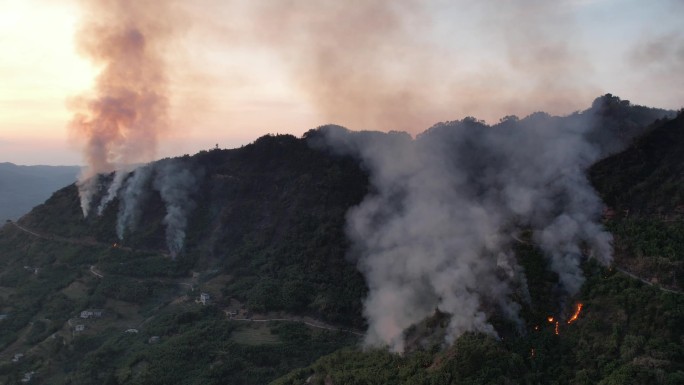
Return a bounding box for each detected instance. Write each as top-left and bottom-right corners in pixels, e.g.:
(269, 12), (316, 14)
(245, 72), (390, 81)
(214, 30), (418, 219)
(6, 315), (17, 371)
(543, 302), (584, 336)
(567, 303), (584, 325)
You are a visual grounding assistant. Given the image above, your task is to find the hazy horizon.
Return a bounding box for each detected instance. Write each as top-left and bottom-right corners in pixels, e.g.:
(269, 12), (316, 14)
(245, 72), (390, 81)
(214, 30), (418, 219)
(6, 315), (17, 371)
(1, 0), (682, 165)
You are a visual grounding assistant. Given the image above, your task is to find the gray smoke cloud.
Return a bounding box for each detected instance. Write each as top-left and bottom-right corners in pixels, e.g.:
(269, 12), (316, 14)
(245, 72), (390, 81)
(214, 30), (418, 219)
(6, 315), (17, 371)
(113, 160), (201, 258)
(180, 0), (603, 130)
(116, 164), (153, 240)
(97, 169), (130, 216)
(152, 159), (201, 258)
(314, 109), (619, 352)
(628, 32), (684, 106)
(70, 0), (181, 217)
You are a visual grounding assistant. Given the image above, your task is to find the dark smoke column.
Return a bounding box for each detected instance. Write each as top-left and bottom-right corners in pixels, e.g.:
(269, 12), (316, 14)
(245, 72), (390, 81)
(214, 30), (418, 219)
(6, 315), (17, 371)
(70, 0), (176, 216)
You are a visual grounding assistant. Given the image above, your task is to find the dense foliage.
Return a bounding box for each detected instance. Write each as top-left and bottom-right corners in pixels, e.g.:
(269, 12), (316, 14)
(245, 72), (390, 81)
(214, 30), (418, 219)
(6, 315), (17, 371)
(1, 101), (683, 384)
(0, 134), (369, 384)
(590, 111), (684, 215)
(56, 307), (357, 385)
(590, 111), (684, 288)
(15, 134), (369, 327)
(273, 263), (684, 385)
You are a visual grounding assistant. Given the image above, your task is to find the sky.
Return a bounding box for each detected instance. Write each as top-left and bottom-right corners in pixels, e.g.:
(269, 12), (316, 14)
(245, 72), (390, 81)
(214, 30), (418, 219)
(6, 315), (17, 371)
(0, 0), (682, 166)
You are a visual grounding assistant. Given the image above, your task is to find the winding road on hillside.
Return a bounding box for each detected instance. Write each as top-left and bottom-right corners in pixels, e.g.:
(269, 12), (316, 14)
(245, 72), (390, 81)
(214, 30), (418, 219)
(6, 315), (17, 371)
(8, 220), (113, 248)
(10, 221), (683, 296)
(6, 220), (168, 256)
(5, 221), (366, 336)
(512, 234), (684, 295)
(89, 265), (104, 278)
(613, 267), (682, 295)
(7, 218), (682, 331)
(227, 314), (364, 336)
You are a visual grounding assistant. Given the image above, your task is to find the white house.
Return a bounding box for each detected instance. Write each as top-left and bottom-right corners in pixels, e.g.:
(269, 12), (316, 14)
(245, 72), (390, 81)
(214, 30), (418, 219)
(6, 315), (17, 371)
(80, 309), (104, 319)
(125, 328), (139, 334)
(12, 353), (24, 362)
(80, 310), (93, 319)
(74, 324), (85, 332)
(21, 371), (35, 383)
(199, 292), (211, 305)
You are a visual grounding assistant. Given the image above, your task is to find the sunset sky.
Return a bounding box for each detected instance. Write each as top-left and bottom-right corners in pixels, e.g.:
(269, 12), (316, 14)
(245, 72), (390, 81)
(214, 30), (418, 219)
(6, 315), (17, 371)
(1, 0), (682, 165)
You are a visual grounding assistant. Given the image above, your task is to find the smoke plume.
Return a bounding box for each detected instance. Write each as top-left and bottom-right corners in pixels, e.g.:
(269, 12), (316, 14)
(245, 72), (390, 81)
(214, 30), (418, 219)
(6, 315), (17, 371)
(70, 0), (179, 216)
(246, 0), (437, 132)
(97, 168), (128, 216)
(113, 160), (201, 258)
(628, 32), (684, 106)
(116, 164), (153, 240)
(180, 0), (601, 131)
(152, 159), (202, 258)
(314, 109), (620, 352)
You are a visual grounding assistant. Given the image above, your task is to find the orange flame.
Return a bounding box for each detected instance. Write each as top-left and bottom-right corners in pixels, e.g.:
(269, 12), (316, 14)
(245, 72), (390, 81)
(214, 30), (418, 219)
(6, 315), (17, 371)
(547, 316), (554, 323)
(554, 321), (559, 335)
(567, 303), (583, 324)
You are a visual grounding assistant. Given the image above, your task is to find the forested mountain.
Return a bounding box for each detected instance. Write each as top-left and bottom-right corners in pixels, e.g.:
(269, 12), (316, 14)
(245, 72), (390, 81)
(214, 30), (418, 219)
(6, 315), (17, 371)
(0, 163), (79, 222)
(0, 96), (682, 384)
(591, 111), (684, 215)
(0, 135), (370, 384)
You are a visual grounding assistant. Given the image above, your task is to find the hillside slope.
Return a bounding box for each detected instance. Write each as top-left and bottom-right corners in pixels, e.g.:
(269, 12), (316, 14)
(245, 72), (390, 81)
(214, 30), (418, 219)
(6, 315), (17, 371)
(0, 134), (370, 384)
(8, 134), (371, 324)
(271, 111), (684, 385)
(590, 111), (684, 215)
(0, 96), (681, 384)
(590, 111), (684, 290)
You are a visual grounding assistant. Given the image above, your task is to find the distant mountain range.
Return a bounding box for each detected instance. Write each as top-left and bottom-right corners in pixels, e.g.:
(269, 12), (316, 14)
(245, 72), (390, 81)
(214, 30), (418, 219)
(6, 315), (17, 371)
(0, 163), (79, 222)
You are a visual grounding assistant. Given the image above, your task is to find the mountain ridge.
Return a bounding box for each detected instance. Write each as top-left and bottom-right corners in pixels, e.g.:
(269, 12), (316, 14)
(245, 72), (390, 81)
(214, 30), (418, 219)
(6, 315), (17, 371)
(0, 95), (682, 384)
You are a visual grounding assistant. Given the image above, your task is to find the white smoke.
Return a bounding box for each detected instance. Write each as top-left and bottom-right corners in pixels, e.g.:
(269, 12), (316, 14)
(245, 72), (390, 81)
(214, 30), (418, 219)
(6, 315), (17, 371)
(152, 159), (202, 258)
(70, 0), (178, 218)
(97, 169), (130, 216)
(112, 160), (201, 258)
(116, 164), (153, 240)
(75, 176), (100, 216)
(314, 109), (620, 352)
